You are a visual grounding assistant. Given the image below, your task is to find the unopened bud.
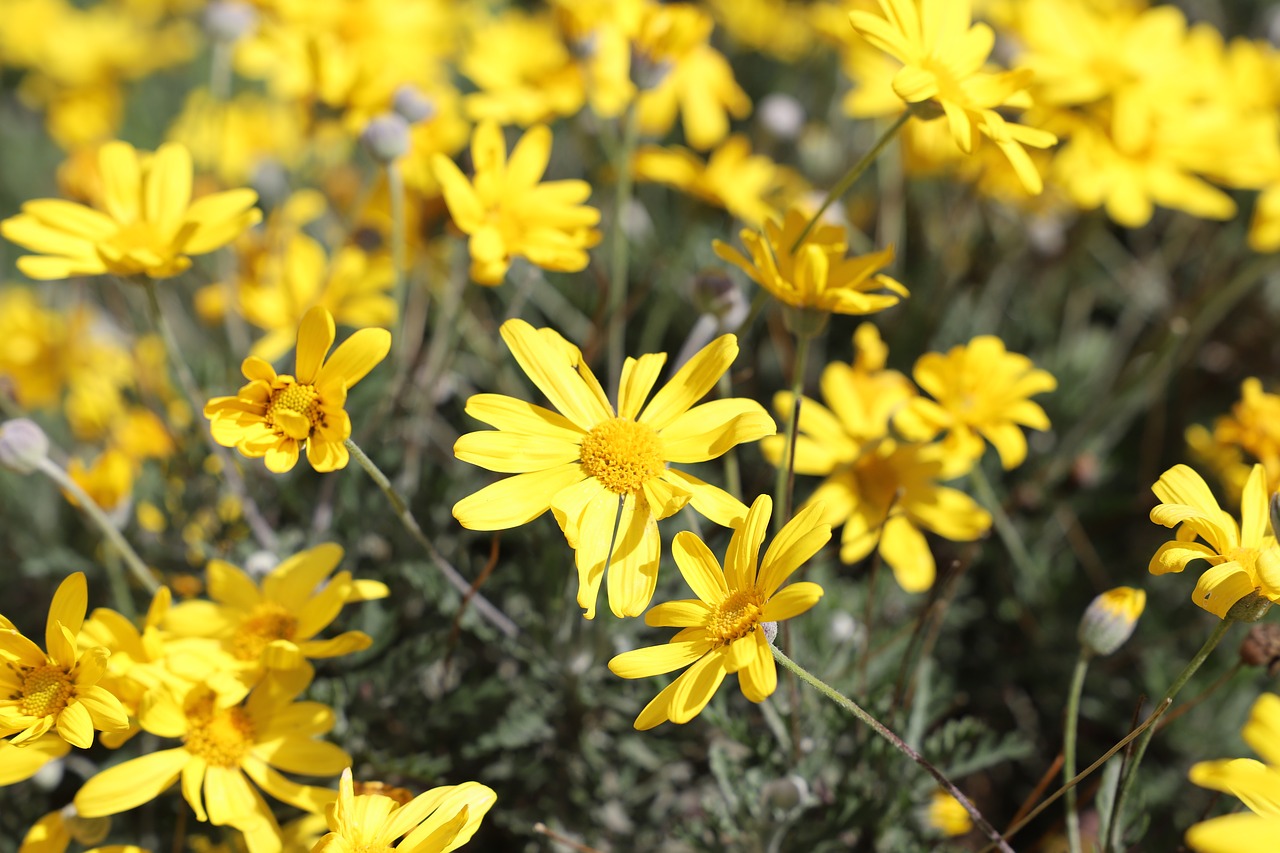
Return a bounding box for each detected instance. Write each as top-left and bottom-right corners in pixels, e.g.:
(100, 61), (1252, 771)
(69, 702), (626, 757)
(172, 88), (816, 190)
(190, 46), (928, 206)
(360, 114), (410, 164)
(0, 419), (49, 474)
(1240, 622), (1280, 676)
(202, 1), (257, 43)
(1078, 587), (1145, 656)
(762, 621), (778, 645)
(392, 85), (437, 124)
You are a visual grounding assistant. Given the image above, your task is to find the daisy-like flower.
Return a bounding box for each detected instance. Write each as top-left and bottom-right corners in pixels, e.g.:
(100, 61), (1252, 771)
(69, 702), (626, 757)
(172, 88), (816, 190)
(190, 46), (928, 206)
(453, 319), (775, 619)
(163, 543), (389, 674)
(74, 670), (349, 844)
(1149, 464), (1280, 618)
(893, 336), (1056, 470)
(713, 206), (908, 318)
(204, 306), (391, 473)
(431, 121), (601, 285)
(0, 572), (129, 748)
(314, 767), (496, 853)
(1185, 692), (1280, 852)
(0, 141), (261, 280)
(848, 0), (1058, 194)
(608, 495), (830, 730)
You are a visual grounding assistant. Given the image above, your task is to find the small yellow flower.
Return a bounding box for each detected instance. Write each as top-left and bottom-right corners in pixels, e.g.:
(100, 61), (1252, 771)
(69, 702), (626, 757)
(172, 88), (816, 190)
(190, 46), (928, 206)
(0, 141), (261, 280)
(713, 206), (908, 316)
(0, 573), (129, 748)
(894, 336), (1057, 470)
(432, 121), (601, 285)
(453, 320), (775, 619)
(65, 449), (134, 512)
(1078, 587), (1146, 656)
(204, 305), (391, 473)
(609, 495), (830, 730)
(1213, 378), (1280, 492)
(1186, 693), (1280, 853)
(1149, 464), (1280, 618)
(314, 767), (496, 853)
(925, 790), (973, 837)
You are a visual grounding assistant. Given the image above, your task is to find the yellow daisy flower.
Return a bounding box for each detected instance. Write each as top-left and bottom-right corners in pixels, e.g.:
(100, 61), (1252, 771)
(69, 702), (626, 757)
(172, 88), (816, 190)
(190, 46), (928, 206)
(713, 206), (908, 317)
(74, 670), (349, 842)
(315, 767), (496, 853)
(849, 0), (1058, 194)
(893, 336), (1057, 470)
(0, 141), (261, 280)
(453, 319), (775, 619)
(1186, 693), (1280, 853)
(204, 305), (391, 473)
(608, 495), (830, 730)
(431, 121), (601, 285)
(1149, 464), (1280, 618)
(0, 572), (129, 748)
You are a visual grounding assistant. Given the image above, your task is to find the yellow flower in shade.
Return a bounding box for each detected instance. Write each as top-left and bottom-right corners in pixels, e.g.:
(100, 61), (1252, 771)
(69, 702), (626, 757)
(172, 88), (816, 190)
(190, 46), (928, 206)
(1149, 464), (1280, 618)
(453, 320), (775, 619)
(204, 306), (391, 473)
(0, 141), (261, 280)
(608, 495), (830, 730)
(0, 572), (129, 748)
(0, 735), (70, 786)
(315, 767), (496, 853)
(163, 544), (389, 674)
(893, 336), (1057, 470)
(848, 0), (1058, 194)
(1186, 693), (1280, 853)
(65, 448), (134, 512)
(1078, 587), (1146, 657)
(925, 790), (973, 837)
(713, 206), (908, 316)
(431, 121), (601, 285)
(74, 670), (349, 843)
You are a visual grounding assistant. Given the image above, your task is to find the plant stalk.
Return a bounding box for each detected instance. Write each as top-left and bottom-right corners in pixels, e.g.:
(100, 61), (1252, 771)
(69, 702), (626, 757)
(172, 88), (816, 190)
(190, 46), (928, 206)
(1064, 652), (1091, 853)
(773, 332), (812, 533)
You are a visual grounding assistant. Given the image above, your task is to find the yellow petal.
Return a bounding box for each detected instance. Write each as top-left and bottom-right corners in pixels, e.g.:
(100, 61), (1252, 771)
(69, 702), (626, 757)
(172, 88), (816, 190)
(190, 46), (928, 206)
(639, 335), (737, 432)
(605, 500), (660, 618)
(463, 393), (584, 442)
(1148, 540), (1219, 576)
(498, 319), (612, 431)
(758, 503), (831, 598)
(658, 399), (776, 463)
(737, 630), (776, 703)
(204, 765), (259, 826)
(98, 141), (141, 224)
(671, 530), (728, 603)
(74, 748), (188, 817)
(636, 647), (728, 729)
(661, 468), (747, 528)
(294, 306), (335, 385)
(1191, 561), (1257, 618)
(880, 514), (935, 593)
(761, 581), (824, 622)
(453, 431), (582, 473)
(1185, 813), (1280, 853)
(315, 328), (391, 389)
(618, 353), (667, 421)
(144, 143), (193, 236)
(644, 600), (711, 628)
(452, 463), (585, 530)
(47, 571), (87, 654)
(609, 639), (710, 679)
(725, 495), (771, 591)
(207, 560), (262, 610)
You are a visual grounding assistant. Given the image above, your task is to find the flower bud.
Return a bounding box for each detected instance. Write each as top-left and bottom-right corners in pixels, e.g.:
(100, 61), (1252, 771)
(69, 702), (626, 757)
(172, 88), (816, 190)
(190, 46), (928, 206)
(392, 85), (437, 124)
(360, 114), (411, 164)
(1240, 622), (1280, 676)
(0, 418), (50, 474)
(762, 621), (778, 645)
(202, 1), (257, 43)
(1078, 587), (1145, 656)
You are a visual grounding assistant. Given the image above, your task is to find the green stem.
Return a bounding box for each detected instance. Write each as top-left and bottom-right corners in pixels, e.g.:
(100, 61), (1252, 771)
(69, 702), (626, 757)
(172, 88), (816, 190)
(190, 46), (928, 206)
(772, 645), (1014, 853)
(344, 439), (519, 638)
(790, 109), (912, 252)
(773, 333), (812, 533)
(38, 457), (158, 598)
(1105, 618), (1233, 852)
(606, 103), (641, 395)
(1064, 652), (1091, 853)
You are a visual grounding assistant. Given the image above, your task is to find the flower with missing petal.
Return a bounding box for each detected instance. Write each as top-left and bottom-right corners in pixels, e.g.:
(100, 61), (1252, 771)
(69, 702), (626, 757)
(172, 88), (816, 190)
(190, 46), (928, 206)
(452, 319), (775, 619)
(204, 305), (391, 473)
(0, 573), (129, 748)
(608, 495), (830, 730)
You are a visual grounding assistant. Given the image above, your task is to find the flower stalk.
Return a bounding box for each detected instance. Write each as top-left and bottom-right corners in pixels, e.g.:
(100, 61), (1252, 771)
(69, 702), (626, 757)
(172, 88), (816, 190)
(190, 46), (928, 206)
(1063, 651), (1090, 853)
(774, 329), (813, 533)
(607, 103), (641, 395)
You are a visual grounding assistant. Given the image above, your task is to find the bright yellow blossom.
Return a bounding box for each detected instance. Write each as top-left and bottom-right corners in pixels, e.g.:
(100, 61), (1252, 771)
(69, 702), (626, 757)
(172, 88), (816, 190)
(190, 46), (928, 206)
(1212, 379), (1280, 492)
(713, 206), (908, 316)
(0, 141), (261, 280)
(925, 790), (973, 837)
(204, 306), (391, 473)
(432, 121), (601, 285)
(460, 9), (585, 125)
(453, 320), (775, 619)
(608, 495), (829, 730)
(314, 767), (496, 853)
(0, 573), (129, 748)
(894, 336), (1056, 470)
(1186, 693), (1280, 853)
(1149, 464), (1280, 618)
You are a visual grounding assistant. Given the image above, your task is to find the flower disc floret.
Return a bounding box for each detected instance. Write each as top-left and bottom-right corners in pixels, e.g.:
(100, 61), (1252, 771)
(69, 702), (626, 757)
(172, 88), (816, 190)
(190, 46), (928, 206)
(183, 705), (255, 768)
(231, 602), (299, 662)
(579, 417), (665, 495)
(707, 589), (764, 645)
(18, 666), (73, 718)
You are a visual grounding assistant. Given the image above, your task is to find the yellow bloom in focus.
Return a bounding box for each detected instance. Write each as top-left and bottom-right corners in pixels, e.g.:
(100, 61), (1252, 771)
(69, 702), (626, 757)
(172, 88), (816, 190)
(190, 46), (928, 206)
(74, 671), (349, 843)
(432, 121), (601, 285)
(1186, 693), (1280, 853)
(609, 495), (829, 730)
(849, 0), (1058, 194)
(894, 336), (1056, 470)
(713, 206), (908, 316)
(163, 544), (388, 674)
(204, 306), (391, 473)
(0, 573), (129, 748)
(925, 790), (973, 837)
(315, 767), (496, 853)
(453, 320), (775, 619)
(65, 449), (134, 512)
(0, 141), (261, 280)
(1149, 464), (1280, 618)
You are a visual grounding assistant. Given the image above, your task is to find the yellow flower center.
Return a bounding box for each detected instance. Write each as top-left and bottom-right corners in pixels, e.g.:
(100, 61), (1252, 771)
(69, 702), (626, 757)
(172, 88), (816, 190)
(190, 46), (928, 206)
(184, 700), (255, 768)
(19, 664), (73, 718)
(232, 602), (299, 662)
(265, 380), (324, 440)
(579, 417), (665, 495)
(707, 588), (765, 646)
